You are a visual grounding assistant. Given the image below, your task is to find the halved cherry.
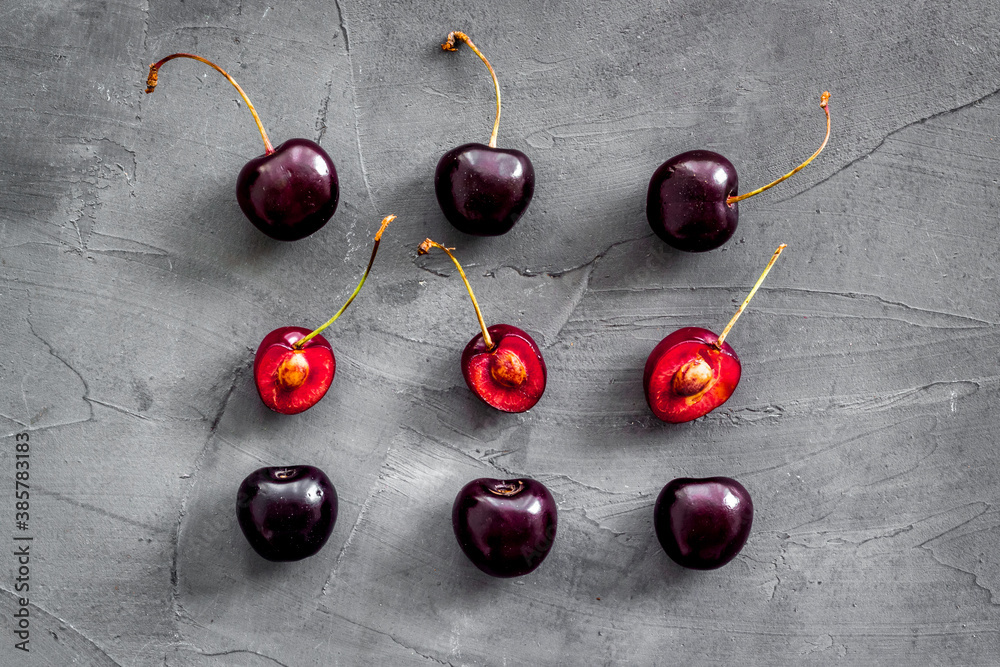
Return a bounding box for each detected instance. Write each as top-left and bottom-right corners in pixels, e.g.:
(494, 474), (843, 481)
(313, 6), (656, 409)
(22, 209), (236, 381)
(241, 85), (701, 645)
(418, 239), (546, 413)
(644, 244), (786, 423)
(254, 327), (335, 415)
(253, 215), (395, 414)
(643, 327), (740, 423)
(462, 324), (546, 413)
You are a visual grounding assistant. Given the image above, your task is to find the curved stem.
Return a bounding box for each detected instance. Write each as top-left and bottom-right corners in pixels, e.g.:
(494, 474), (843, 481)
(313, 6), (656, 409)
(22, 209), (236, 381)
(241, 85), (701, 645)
(146, 53), (274, 154)
(293, 215), (396, 349)
(443, 31), (502, 148)
(726, 92), (830, 205)
(715, 244), (786, 349)
(418, 239), (494, 350)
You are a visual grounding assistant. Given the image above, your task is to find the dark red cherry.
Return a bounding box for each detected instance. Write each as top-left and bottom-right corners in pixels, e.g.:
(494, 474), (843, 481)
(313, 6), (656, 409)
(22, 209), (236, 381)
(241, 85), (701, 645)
(237, 138), (339, 241)
(237, 465), (338, 562)
(462, 324), (546, 413)
(643, 245), (785, 423)
(646, 92), (831, 252)
(653, 477), (753, 570)
(435, 143), (535, 236)
(252, 215), (395, 414)
(452, 478), (557, 578)
(436, 32), (534, 236)
(418, 239), (547, 412)
(646, 150), (739, 252)
(254, 326), (335, 415)
(644, 327), (741, 423)
(146, 54), (338, 242)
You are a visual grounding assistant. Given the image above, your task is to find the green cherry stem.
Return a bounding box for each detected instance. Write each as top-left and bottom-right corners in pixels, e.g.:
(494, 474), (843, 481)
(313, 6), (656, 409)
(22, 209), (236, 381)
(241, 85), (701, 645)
(714, 244), (787, 349)
(726, 92), (830, 205)
(443, 31), (502, 148)
(146, 53), (274, 155)
(418, 239), (494, 350)
(293, 215), (396, 350)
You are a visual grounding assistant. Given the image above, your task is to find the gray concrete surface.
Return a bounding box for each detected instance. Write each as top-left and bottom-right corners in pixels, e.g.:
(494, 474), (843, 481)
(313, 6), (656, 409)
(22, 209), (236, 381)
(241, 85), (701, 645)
(1, 0), (999, 664)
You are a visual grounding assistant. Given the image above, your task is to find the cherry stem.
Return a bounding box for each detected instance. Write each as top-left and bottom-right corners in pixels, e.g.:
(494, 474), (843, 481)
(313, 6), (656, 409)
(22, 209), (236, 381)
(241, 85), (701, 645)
(726, 92), (831, 205)
(443, 31), (502, 149)
(417, 239), (494, 350)
(146, 53), (275, 155)
(293, 215), (396, 350)
(715, 244), (786, 349)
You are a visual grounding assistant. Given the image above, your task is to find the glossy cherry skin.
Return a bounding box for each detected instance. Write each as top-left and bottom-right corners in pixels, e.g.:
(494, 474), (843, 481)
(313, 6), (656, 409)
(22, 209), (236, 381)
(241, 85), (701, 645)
(654, 477), (753, 569)
(643, 327), (741, 423)
(461, 324), (546, 413)
(237, 138), (339, 241)
(253, 326), (335, 415)
(646, 150), (739, 252)
(435, 143), (535, 236)
(236, 465), (338, 562)
(452, 478), (557, 578)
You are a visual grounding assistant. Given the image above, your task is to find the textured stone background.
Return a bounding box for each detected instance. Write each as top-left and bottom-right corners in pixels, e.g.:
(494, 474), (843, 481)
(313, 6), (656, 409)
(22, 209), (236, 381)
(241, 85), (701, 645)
(1, 0), (999, 664)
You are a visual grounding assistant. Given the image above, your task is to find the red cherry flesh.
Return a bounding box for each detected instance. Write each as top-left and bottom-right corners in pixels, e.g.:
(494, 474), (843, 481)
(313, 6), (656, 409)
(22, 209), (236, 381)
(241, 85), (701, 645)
(253, 326), (335, 415)
(643, 327), (741, 423)
(461, 324), (546, 413)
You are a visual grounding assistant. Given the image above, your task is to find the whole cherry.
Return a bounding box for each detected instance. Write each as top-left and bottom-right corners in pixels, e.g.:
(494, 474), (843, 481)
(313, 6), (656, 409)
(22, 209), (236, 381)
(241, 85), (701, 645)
(653, 476), (753, 570)
(254, 215), (394, 414)
(418, 239), (546, 412)
(644, 244), (785, 423)
(237, 465), (338, 562)
(146, 54), (339, 241)
(452, 478), (557, 578)
(647, 92), (830, 251)
(435, 31), (535, 236)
